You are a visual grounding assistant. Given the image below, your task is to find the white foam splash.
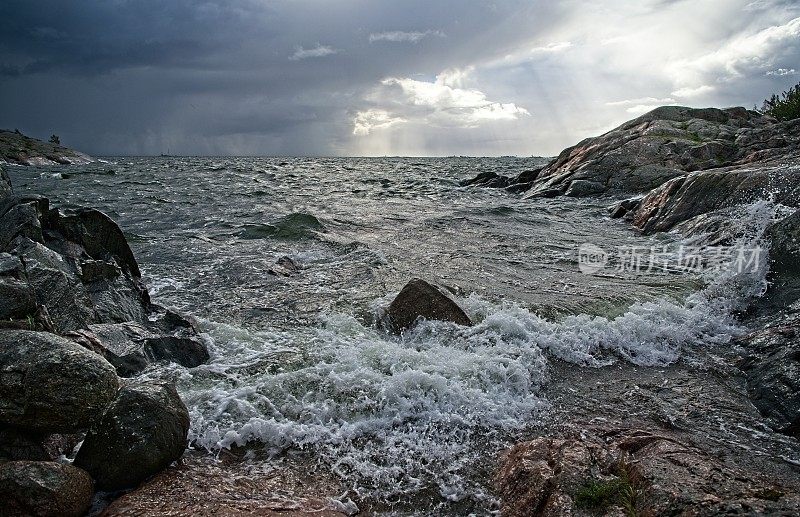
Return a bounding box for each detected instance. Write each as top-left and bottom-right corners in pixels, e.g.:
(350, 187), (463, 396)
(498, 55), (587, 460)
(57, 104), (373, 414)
(177, 200), (778, 506)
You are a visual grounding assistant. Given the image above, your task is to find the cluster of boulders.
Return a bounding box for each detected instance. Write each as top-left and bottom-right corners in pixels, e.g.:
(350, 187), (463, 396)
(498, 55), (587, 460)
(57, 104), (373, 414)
(0, 165), (208, 516)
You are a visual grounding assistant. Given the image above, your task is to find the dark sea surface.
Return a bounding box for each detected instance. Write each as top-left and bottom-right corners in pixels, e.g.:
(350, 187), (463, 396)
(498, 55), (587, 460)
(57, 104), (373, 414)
(6, 157), (772, 512)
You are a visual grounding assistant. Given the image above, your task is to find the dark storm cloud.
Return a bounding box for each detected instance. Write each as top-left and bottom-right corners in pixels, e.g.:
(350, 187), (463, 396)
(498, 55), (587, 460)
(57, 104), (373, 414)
(0, 0), (263, 75)
(0, 1), (798, 156)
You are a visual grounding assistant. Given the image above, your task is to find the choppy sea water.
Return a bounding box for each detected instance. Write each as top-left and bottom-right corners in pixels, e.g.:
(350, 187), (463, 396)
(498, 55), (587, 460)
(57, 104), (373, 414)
(6, 157), (776, 512)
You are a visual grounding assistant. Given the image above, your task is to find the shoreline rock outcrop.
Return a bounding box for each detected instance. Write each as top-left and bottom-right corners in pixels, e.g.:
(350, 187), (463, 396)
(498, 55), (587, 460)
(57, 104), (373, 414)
(463, 106), (800, 210)
(496, 427), (800, 516)
(0, 164), (204, 513)
(461, 105), (800, 514)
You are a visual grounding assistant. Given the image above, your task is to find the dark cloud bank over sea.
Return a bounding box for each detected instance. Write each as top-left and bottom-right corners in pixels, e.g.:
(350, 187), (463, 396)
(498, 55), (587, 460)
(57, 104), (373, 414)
(1, 0), (799, 156)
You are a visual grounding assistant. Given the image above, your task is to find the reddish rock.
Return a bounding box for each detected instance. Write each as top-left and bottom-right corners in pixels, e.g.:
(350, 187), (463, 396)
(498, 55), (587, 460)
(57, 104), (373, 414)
(102, 451), (352, 516)
(495, 428), (800, 516)
(385, 278), (472, 333)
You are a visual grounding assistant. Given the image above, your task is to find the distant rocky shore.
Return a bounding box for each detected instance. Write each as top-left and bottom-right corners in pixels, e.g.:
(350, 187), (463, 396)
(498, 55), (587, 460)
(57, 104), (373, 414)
(0, 130), (93, 167)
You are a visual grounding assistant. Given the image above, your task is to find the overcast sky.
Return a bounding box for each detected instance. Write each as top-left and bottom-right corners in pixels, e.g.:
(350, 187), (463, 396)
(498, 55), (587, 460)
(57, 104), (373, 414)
(1, 0), (799, 157)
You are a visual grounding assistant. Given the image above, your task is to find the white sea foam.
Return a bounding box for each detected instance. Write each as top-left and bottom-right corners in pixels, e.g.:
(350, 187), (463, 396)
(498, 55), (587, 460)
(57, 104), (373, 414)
(176, 201), (779, 505)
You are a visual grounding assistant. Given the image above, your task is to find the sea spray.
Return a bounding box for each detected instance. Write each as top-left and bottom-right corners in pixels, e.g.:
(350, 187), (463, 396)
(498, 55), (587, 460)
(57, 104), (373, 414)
(170, 201), (781, 507)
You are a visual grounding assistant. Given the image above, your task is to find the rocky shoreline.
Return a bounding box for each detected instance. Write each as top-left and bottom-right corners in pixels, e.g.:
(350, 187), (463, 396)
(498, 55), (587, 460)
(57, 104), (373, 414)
(0, 164), (209, 515)
(0, 104), (798, 515)
(463, 105), (800, 515)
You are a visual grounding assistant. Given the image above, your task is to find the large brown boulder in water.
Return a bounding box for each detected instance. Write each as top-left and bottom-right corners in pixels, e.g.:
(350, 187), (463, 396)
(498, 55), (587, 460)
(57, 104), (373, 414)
(0, 461), (94, 517)
(385, 278), (472, 334)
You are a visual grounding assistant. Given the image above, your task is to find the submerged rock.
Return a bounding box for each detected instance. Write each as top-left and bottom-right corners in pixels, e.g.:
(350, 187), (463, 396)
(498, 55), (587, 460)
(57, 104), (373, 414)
(496, 427), (800, 516)
(0, 461), (94, 517)
(385, 278), (472, 333)
(74, 380), (190, 490)
(268, 255), (301, 277)
(0, 330), (119, 433)
(459, 171), (512, 188)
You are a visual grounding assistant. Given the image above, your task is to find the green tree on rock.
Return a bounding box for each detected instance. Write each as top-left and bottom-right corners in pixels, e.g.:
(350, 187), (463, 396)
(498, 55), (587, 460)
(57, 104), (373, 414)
(759, 82), (800, 121)
(49, 134), (60, 145)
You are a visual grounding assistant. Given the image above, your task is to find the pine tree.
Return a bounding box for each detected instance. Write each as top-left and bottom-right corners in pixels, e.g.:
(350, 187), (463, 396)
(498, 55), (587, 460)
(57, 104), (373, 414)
(759, 82), (800, 121)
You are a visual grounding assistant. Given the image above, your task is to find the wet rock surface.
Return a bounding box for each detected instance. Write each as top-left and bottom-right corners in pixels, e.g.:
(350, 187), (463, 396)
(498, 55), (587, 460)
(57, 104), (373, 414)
(69, 320), (208, 377)
(0, 163), (208, 357)
(0, 461), (94, 517)
(496, 427), (800, 516)
(738, 313), (800, 438)
(74, 381), (190, 491)
(632, 163), (800, 233)
(0, 166), (208, 511)
(498, 355), (800, 516)
(0, 330), (119, 433)
(268, 255), (302, 277)
(385, 278), (472, 333)
(767, 208), (800, 275)
(101, 451), (352, 516)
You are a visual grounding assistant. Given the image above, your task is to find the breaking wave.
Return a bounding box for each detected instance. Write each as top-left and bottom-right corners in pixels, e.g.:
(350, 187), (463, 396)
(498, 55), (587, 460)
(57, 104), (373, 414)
(175, 201), (777, 507)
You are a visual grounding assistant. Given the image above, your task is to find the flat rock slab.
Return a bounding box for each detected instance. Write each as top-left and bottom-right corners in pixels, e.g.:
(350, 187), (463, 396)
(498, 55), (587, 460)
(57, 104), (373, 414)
(496, 427), (800, 516)
(102, 451), (352, 516)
